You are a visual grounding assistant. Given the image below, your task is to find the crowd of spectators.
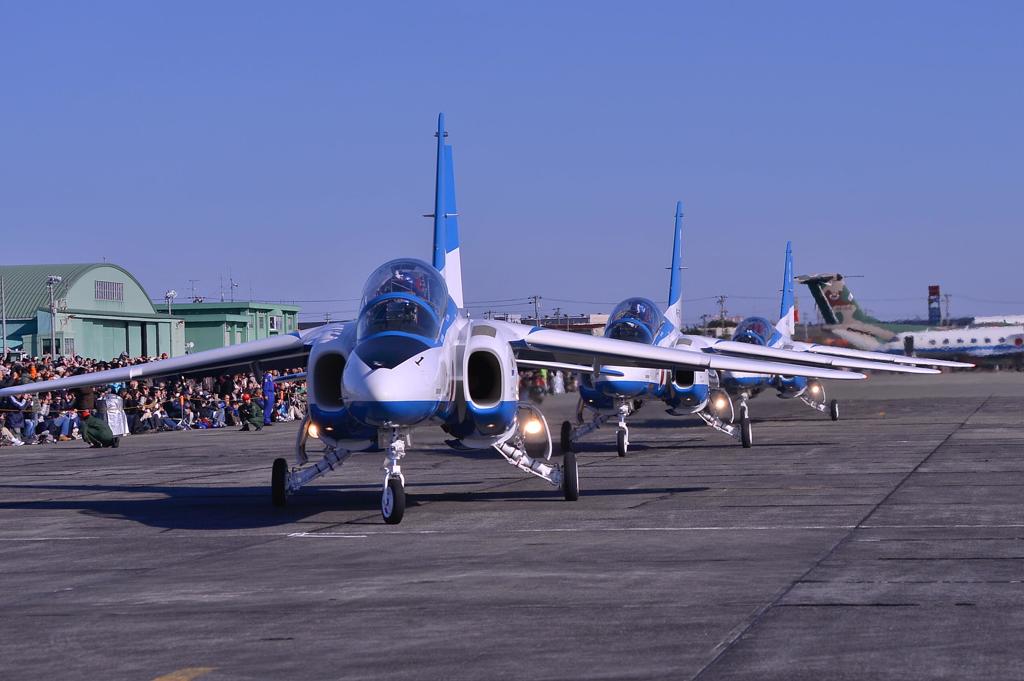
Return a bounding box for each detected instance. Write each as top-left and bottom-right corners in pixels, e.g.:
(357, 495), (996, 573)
(1, 353), (306, 447)
(519, 368), (577, 401)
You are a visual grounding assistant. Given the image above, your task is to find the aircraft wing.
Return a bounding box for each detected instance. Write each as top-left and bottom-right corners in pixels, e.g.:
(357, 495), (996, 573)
(516, 359), (625, 377)
(0, 323), (344, 399)
(785, 341), (975, 369)
(495, 323), (863, 381)
(695, 338), (942, 375)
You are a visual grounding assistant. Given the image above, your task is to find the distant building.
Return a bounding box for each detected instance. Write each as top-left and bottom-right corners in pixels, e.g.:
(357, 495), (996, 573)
(0, 263), (185, 359)
(972, 315), (1024, 326)
(685, 318), (739, 339)
(521, 313), (609, 336)
(169, 301), (301, 353)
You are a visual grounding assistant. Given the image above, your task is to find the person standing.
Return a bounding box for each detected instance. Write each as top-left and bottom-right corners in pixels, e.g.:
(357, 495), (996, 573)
(261, 371), (275, 426)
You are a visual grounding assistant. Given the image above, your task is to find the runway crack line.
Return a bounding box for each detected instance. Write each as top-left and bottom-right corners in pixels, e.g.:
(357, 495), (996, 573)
(689, 395), (993, 681)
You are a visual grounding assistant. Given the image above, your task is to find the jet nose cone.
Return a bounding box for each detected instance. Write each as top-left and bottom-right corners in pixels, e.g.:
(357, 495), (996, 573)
(595, 368), (650, 398)
(343, 354), (439, 427)
(598, 379), (647, 398)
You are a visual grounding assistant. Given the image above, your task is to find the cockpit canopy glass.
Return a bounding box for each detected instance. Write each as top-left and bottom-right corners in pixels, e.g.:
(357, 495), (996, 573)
(604, 297), (663, 344)
(358, 259), (449, 341)
(732, 317), (775, 346)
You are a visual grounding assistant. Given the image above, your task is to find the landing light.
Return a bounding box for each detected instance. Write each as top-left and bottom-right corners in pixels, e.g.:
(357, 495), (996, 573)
(524, 418), (544, 435)
(811, 385), (821, 395)
(307, 423), (320, 439)
(714, 397), (728, 412)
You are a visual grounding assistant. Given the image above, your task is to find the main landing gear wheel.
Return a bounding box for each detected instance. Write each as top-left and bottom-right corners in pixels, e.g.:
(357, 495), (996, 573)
(740, 414), (753, 449)
(560, 421), (574, 453)
(382, 477), (406, 525)
(830, 399), (840, 422)
(616, 430), (628, 457)
(562, 451), (579, 501)
(271, 458), (288, 507)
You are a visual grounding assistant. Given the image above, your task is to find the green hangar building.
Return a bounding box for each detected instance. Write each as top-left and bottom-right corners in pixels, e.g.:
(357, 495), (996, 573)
(168, 301), (302, 354)
(1, 263), (185, 359)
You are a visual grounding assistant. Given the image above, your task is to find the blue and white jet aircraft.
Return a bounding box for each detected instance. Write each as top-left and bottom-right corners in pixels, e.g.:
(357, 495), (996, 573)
(561, 208), (963, 456)
(0, 116), (873, 524)
(694, 243), (973, 442)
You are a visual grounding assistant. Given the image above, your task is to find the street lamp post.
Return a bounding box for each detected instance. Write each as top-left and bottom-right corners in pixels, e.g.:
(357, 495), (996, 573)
(164, 289), (177, 316)
(1, 273), (7, 359)
(46, 275), (63, 357)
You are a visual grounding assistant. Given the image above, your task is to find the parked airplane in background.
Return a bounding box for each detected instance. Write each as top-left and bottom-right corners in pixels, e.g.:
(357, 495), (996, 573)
(0, 116), (869, 524)
(560, 209), (955, 456)
(797, 273), (1024, 363)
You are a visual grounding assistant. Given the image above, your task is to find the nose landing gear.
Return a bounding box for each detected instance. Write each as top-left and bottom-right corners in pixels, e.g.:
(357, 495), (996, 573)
(381, 428), (407, 524)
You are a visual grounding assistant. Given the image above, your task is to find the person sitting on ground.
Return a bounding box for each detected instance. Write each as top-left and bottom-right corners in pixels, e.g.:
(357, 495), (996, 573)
(79, 410), (120, 448)
(238, 394), (263, 432)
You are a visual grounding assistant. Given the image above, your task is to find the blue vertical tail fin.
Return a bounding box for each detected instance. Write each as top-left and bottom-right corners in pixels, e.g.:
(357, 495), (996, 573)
(431, 113), (464, 308)
(665, 201), (684, 331)
(775, 241), (795, 339)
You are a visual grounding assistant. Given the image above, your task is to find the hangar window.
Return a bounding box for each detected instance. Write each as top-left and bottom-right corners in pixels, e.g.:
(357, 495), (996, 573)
(269, 315), (282, 331)
(94, 280), (124, 302)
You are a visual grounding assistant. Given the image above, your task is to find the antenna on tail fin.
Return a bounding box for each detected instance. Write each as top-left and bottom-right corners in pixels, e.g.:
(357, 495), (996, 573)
(775, 241), (796, 338)
(665, 201), (685, 330)
(431, 113), (465, 309)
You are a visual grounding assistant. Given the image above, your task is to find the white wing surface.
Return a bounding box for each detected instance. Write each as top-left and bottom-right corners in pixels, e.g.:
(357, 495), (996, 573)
(701, 339), (941, 374)
(786, 341), (974, 369)
(495, 323), (863, 381)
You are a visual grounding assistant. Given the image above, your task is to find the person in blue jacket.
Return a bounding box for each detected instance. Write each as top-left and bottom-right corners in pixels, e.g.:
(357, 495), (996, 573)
(261, 371), (275, 426)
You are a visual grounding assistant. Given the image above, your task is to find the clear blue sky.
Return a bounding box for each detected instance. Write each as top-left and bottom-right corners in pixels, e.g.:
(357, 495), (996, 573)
(3, 1), (1022, 324)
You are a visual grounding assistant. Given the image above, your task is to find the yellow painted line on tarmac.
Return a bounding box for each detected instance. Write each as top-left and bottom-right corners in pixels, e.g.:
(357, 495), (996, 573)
(151, 667), (215, 681)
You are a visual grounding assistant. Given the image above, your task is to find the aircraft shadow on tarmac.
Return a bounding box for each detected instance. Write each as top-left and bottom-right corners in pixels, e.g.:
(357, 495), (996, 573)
(0, 482), (709, 530)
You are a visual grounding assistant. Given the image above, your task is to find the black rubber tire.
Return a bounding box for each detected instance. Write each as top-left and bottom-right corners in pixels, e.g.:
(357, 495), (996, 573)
(560, 421), (574, 453)
(740, 415), (753, 449)
(382, 477), (406, 525)
(830, 399), (840, 422)
(271, 457), (288, 507)
(562, 450), (579, 501)
(616, 430), (628, 457)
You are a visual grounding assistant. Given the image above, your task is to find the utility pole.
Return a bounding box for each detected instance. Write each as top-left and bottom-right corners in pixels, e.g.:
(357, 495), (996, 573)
(715, 295), (728, 336)
(1, 273), (7, 359)
(219, 275), (225, 303)
(46, 275), (62, 357)
(528, 295), (542, 325)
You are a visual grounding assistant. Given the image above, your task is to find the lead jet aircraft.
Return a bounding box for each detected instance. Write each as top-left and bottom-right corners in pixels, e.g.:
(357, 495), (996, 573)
(0, 116), (869, 524)
(560, 205), (957, 456)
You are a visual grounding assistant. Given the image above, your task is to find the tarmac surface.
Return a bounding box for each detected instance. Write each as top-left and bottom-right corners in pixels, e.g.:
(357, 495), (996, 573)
(2, 372), (1024, 680)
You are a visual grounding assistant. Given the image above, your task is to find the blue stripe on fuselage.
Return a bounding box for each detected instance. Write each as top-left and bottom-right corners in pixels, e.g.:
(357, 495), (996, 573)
(443, 400), (518, 439)
(347, 400), (447, 427)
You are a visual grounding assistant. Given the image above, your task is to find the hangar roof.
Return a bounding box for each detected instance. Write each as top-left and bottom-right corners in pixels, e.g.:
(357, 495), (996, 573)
(0, 263), (157, 319)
